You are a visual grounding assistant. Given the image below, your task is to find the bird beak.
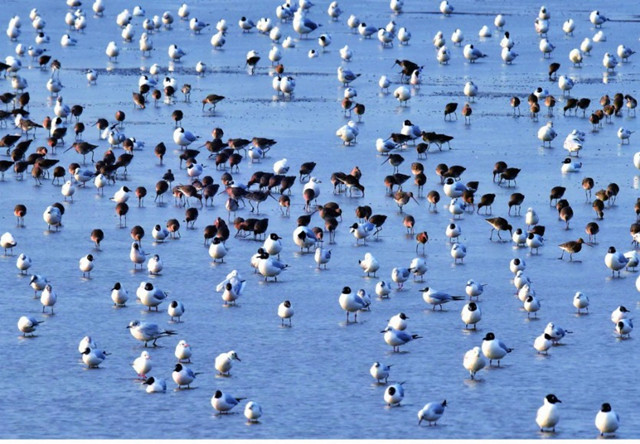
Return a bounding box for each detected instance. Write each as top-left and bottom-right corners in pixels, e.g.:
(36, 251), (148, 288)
(411, 195), (420, 205)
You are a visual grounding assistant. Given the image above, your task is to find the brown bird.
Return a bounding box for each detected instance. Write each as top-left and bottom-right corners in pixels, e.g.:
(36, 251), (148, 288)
(625, 94), (637, 116)
(14, 204), (27, 227)
(462, 103), (472, 124)
(592, 199), (604, 219)
(548, 62), (560, 80)
(115, 202), (129, 227)
(577, 98), (590, 117)
(203, 225), (217, 246)
(558, 238), (586, 261)
(154, 180), (169, 203)
(510, 96), (521, 116)
(115, 110), (126, 128)
(607, 182), (619, 206)
(427, 190), (440, 212)
(508, 193), (525, 216)
(136, 186), (147, 207)
(132, 92), (145, 109)
(559, 205), (573, 229)
(151, 89), (162, 106)
(167, 219), (181, 238)
(184, 207), (199, 229)
(130, 225), (145, 245)
(530, 102), (540, 120)
(581, 177), (594, 201)
(403, 215), (415, 234)
(585, 222), (599, 244)
(202, 94), (225, 112)
(549, 186), (566, 205)
(486, 217), (512, 241)
(477, 193), (495, 215)
(91, 228), (104, 249)
(353, 103), (365, 122)
(499, 167), (521, 187)
(545, 95), (556, 117)
(444, 102), (458, 121)
(415, 231), (428, 255)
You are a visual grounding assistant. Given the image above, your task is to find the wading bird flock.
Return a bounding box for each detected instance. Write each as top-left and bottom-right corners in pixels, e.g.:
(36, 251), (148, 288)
(2, 0), (639, 438)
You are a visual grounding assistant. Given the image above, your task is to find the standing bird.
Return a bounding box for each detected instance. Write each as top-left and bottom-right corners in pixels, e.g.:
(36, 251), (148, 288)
(595, 403), (620, 437)
(536, 394), (562, 432)
(418, 400), (447, 426)
(481, 332), (513, 366)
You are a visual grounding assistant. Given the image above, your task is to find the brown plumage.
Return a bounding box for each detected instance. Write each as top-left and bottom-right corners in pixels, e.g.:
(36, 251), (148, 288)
(558, 238), (585, 261)
(115, 202), (129, 227)
(14, 204), (26, 226)
(167, 219), (181, 238)
(202, 94), (225, 112)
(549, 186), (566, 205)
(403, 215), (415, 234)
(91, 228), (104, 249)
(415, 231), (429, 255)
(585, 222), (599, 243)
(499, 167), (521, 187)
(427, 190), (440, 212)
(510, 96), (521, 116)
(462, 103), (472, 124)
(444, 102), (458, 121)
(582, 177), (594, 201)
(486, 217), (512, 241)
(477, 193), (495, 215)
(559, 206), (573, 229)
(508, 193), (525, 216)
(592, 199), (604, 219)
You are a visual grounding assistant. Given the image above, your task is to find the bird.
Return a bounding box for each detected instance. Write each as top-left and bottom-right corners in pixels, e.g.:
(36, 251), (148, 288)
(481, 332), (513, 366)
(127, 320), (176, 347)
(421, 287), (465, 310)
(573, 291), (589, 314)
(463, 45), (487, 63)
(81, 348), (110, 369)
(381, 326), (421, 352)
(211, 390), (245, 414)
(370, 362), (392, 384)
(590, 10), (608, 28)
(461, 302), (482, 329)
(18, 315), (43, 336)
(616, 319), (633, 338)
(605, 246), (628, 277)
(278, 300), (294, 326)
(418, 400), (447, 426)
(244, 401), (263, 423)
(15, 253), (32, 274)
(168, 300), (185, 322)
(79, 254), (94, 277)
(463, 346), (486, 380)
(617, 127), (634, 144)
(595, 403), (620, 436)
(172, 363), (201, 389)
(132, 351), (152, 378)
(558, 238), (586, 261)
(215, 350), (241, 376)
(1, 232), (17, 255)
(338, 286), (370, 322)
(536, 394), (562, 432)
(142, 377), (166, 394)
(384, 383), (405, 407)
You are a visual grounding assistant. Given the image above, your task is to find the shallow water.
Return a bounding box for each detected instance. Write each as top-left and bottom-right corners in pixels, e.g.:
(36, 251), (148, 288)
(1, 0), (640, 439)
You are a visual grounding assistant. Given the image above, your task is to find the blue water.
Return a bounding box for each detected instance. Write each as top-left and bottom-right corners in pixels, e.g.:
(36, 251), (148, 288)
(1, 0), (639, 439)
